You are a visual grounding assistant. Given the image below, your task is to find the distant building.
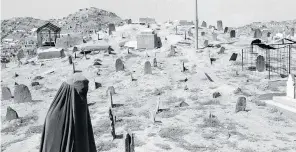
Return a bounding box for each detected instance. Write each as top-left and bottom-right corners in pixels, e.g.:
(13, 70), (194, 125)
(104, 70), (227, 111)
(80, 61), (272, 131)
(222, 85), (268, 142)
(37, 22), (61, 48)
(179, 20), (194, 26)
(139, 18), (156, 25)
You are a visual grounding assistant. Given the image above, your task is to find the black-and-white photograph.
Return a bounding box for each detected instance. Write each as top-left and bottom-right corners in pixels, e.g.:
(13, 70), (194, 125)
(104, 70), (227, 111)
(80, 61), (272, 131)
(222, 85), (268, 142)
(1, 0), (296, 151)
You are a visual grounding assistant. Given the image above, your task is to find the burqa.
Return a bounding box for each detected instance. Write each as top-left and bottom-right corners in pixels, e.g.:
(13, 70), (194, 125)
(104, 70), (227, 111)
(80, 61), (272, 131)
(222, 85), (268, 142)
(39, 73), (97, 152)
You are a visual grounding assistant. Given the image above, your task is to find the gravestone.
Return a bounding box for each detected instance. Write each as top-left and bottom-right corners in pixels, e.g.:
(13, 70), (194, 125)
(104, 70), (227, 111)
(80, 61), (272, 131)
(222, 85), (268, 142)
(224, 27), (229, 33)
(218, 47), (225, 54)
(144, 61), (152, 74)
(115, 59), (124, 72)
(201, 21), (207, 28)
(235, 97), (247, 113)
(73, 46), (78, 53)
(14, 84), (32, 103)
(229, 53), (238, 61)
(153, 58), (157, 67)
(212, 33), (218, 41)
(109, 23), (116, 35)
(204, 40), (209, 47)
(125, 133), (135, 152)
(230, 30), (236, 38)
(267, 32), (271, 37)
(287, 74), (295, 99)
(217, 20), (223, 31)
(6, 106), (19, 121)
(2, 87), (12, 100)
(201, 32), (205, 36)
(2, 63), (6, 69)
(254, 29), (262, 38)
(179, 101), (189, 107)
(106, 86), (116, 96)
(68, 56), (73, 64)
(291, 28), (295, 37)
(256, 55), (265, 72)
(95, 82), (102, 89)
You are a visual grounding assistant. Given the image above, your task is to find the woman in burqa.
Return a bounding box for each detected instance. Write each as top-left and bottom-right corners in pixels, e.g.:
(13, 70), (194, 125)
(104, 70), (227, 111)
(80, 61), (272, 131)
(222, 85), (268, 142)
(39, 73), (97, 152)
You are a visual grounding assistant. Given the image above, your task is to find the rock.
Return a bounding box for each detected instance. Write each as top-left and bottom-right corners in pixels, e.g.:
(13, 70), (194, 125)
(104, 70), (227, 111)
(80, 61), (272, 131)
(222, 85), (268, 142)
(215, 44), (221, 48)
(68, 56), (73, 64)
(15, 73), (19, 78)
(95, 82), (102, 89)
(115, 58), (124, 72)
(213, 92), (221, 98)
(179, 101), (189, 107)
(144, 61), (152, 75)
(6, 106), (19, 121)
(2, 87), (12, 100)
(106, 86), (116, 96)
(235, 97), (247, 113)
(233, 88), (242, 94)
(31, 82), (40, 86)
(14, 84), (32, 103)
(218, 47), (225, 54)
(93, 62), (102, 66)
(33, 76), (44, 81)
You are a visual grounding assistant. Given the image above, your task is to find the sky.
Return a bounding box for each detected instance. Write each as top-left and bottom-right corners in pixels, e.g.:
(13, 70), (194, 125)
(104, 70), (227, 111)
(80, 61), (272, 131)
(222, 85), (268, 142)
(1, 0), (296, 27)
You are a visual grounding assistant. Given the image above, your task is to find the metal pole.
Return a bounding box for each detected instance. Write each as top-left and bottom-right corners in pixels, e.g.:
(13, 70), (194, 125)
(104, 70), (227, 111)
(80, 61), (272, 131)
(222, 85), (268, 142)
(195, 0), (198, 50)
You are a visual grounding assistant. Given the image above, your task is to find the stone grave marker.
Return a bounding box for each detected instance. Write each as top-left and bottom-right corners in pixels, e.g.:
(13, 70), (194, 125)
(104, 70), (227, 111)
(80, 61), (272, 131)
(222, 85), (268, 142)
(230, 30), (236, 38)
(115, 59), (124, 72)
(6, 106), (19, 121)
(254, 29), (262, 38)
(291, 28), (295, 37)
(235, 97), (247, 113)
(204, 40), (209, 47)
(224, 27), (229, 33)
(217, 20), (223, 31)
(201, 21), (207, 28)
(229, 53), (238, 61)
(218, 47), (225, 54)
(14, 84), (32, 103)
(106, 86), (116, 96)
(153, 58), (157, 67)
(2, 87), (12, 100)
(201, 32), (205, 36)
(144, 61), (152, 74)
(256, 55), (265, 72)
(212, 33), (218, 41)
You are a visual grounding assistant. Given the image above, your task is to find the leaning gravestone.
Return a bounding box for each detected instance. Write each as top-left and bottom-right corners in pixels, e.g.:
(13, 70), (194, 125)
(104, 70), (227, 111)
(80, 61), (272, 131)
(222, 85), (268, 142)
(230, 30), (236, 38)
(204, 40), (209, 47)
(217, 20), (223, 31)
(201, 21), (207, 28)
(115, 58), (124, 72)
(235, 97), (247, 113)
(224, 27), (229, 33)
(254, 29), (262, 38)
(14, 84), (32, 103)
(256, 55), (265, 72)
(6, 106), (19, 121)
(2, 87), (12, 100)
(144, 61), (152, 75)
(201, 32), (205, 36)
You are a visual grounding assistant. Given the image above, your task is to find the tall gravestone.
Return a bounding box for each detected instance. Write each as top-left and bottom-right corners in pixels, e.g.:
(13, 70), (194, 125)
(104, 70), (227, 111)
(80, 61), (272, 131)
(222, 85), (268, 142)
(201, 21), (207, 28)
(256, 55), (265, 72)
(287, 74), (295, 99)
(204, 40), (208, 47)
(153, 58), (157, 67)
(224, 27), (229, 33)
(254, 29), (262, 38)
(230, 30), (236, 38)
(2, 87), (12, 100)
(14, 84), (32, 103)
(144, 61), (152, 74)
(217, 20), (223, 31)
(115, 59), (124, 72)
(291, 28), (295, 37)
(109, 23), (116, 35)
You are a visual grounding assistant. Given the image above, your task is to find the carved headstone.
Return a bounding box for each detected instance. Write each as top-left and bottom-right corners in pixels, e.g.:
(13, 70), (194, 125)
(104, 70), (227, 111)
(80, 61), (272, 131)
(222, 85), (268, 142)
(235, 97), (247, 113)
(256, 55), (265, 72)
(287, 74), (295, 99)
(229, 53), (238, 61)
(14, 84), (32, 103)
(115, 58), (124, 72)
(254, 29), (262, 38)
(6, 106), (19, 121)
(224, 27), (229, 33)
(201, 21), (207, 28)
(217, 20), (223, 31)
(230, 30), (236, 38)
(109, 108), (116, 139)
(2, 87), (12, 100)
(144, 61), (152, 74)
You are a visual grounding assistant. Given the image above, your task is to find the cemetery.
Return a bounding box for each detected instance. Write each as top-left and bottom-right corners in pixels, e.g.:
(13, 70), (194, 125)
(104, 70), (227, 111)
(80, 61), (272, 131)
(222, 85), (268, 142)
(1, 4), (296, 152)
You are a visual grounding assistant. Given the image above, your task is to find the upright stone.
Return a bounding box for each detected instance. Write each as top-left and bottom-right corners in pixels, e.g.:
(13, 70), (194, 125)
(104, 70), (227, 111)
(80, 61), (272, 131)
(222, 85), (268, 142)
(153, 58), (157, 67)
(201, 21), (207, 28)
(254, 29), (262, 38)
(217, 20), (223, 31)
(73, 46), (78, 53)
(204, 40), (209, 47)
(201, 32), (205, 36)
(14, 84), (32, 103)
(106, 86), (116, 96)
(2, 87), (12, 100)
(68, 56), (73, 64)
(287, 74), (295, 99)
(291, 28), (295, 37)
(230, 30), (236, 38)
(6, 106), (19, 121)
(115, 58), (124, 72)
(109, 23), (116, 35)
(256, 55), (265, 72)
(235, 97), (247, 113)
(144, 61), (152, 74)
(224, 27), (229, 33)
(218, 47), (225, 54)
(212, 33), (218, 41)
(267, 32), (271, 37)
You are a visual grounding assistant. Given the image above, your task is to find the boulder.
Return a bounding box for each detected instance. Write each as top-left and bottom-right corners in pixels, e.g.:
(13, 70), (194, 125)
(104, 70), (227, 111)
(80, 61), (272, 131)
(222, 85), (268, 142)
(106, 86), (116, 96)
